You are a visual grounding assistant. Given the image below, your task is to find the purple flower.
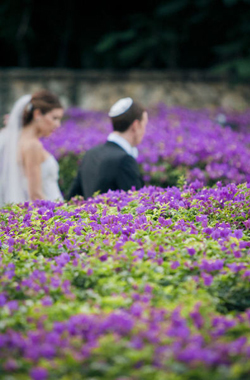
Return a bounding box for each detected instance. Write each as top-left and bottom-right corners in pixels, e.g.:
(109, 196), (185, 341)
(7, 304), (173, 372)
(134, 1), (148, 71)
(171, 261), (180, 270)
(30, 367), (48, 380)
(99, 253), (108, 262)
(41, 296), (53, 306)
(211, 229), (221, 240)
(232, 229), (243, 239)
(55, 252), (71, 267)
(199, 259), (224, 272)
(189, 304), (204, 329)
(243, 270), (250, 278)
(7, 300), (19, 311)
(144, 284), (153, 293)
(4, 359), (18, 371)
(130, 303), (143, 317)
(0, 293), (7, 307)
(187, 248), (196, 256)
(204, 227), (213, 236)
(243, 219), (250, 229)
(227, 263), (245, 273)
(201, 273), (213, 286)
(130, 337), (144, 350)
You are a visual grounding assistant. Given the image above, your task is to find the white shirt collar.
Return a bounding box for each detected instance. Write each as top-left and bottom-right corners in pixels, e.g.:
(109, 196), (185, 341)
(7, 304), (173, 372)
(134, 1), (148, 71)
(107, 132), (138, 159)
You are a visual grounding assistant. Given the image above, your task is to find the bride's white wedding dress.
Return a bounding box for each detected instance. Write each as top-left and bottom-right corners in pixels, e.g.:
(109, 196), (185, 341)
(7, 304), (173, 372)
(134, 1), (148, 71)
(41, 155), (63, 201)
(20, 154), (63, 203)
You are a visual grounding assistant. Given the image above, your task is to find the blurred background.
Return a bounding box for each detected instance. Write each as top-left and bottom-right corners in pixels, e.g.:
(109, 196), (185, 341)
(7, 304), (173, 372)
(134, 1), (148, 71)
(1, 0), (250, 72)
(0, 0), (250, 116)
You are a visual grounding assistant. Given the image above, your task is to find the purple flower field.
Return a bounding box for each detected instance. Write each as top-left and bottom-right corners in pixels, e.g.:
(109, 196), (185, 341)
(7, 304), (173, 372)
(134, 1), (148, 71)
(1, 180), (250, 379)
(1, 104), (250, 379)
(43, 104), (250, 187)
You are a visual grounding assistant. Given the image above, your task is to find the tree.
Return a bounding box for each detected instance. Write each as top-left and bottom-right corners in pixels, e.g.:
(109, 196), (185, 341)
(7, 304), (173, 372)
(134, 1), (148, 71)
(0, 0), (33, 66)
(0, 0), (249, 78)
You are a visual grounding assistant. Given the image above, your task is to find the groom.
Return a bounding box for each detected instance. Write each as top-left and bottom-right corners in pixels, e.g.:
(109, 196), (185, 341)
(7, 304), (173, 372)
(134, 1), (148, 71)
(67, 97), (148, 200)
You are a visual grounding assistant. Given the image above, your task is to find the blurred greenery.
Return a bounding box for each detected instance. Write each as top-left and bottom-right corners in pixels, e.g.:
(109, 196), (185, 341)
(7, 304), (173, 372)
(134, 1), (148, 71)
(0, 0), (249, 78)
(58, 152), (84, 198)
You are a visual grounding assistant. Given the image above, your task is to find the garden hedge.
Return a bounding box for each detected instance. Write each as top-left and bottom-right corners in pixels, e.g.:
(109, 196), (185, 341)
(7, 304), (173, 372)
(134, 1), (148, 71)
(1, 182), (250, 379)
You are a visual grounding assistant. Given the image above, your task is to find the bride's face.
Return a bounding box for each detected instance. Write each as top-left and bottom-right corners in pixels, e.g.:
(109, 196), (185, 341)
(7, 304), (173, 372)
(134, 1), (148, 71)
(37, 108), (64, 137)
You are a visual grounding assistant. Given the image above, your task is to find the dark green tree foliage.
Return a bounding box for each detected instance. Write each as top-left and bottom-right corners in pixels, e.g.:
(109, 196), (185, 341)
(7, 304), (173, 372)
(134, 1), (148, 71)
(0, 0), (249, 77)
(0, 0), (33, 66)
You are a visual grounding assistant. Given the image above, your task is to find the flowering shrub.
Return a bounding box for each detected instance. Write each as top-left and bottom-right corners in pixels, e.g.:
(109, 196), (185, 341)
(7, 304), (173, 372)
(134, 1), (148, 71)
(43, 105), (250, 195)
(1, 182), (250, 379)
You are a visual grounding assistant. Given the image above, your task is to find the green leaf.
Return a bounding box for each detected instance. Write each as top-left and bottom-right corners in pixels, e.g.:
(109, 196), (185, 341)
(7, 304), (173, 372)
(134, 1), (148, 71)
(118, 41), (150, 64)
(222, 0), (239, 5)
(213, 41), (245, 56)
(211, 57), (250, 78)
(156, 0), (188, 16)
(95, 30), (136, 53)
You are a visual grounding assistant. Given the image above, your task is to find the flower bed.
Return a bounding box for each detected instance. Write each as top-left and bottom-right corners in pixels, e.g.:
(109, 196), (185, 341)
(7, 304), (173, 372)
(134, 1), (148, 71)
(42, 105), (250, 195)
(1, 182), (250, 379)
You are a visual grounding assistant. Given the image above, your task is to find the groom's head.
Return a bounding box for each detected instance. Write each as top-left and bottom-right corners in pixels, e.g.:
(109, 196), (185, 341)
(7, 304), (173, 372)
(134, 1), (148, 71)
(109, 97), (148, 146)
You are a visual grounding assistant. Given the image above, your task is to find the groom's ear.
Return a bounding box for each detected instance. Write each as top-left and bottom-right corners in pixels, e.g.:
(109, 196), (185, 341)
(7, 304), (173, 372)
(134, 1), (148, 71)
(130, 119), (140, 133)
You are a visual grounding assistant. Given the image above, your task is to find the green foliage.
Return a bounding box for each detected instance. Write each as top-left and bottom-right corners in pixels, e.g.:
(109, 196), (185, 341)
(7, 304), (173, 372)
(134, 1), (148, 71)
(94, 0), (250, 74)
(96, 30), (136, 53)
(58, 152), (84, 197)
(211, 275), (250, 313)
(223, 0), (239, 6)
(0, 0), (250, 73)
(156, 0), (189, 16)
(211, 57), (250, 79)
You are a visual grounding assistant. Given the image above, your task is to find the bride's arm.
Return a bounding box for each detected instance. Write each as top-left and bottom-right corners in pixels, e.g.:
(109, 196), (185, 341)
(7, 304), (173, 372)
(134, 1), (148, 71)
(22, 140), (45, 200)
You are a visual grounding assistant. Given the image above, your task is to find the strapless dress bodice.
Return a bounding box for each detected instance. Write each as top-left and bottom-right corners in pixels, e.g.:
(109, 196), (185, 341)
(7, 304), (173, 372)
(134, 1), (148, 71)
(41, 155), (63, 201)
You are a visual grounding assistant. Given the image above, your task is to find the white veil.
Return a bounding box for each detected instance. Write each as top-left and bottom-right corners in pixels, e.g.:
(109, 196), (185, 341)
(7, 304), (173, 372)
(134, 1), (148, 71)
(0, 94), (32, 207)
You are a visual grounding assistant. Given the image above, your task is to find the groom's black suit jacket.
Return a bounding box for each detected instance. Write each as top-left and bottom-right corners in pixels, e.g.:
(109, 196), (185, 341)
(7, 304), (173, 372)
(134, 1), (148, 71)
(67, 141), (144, 200)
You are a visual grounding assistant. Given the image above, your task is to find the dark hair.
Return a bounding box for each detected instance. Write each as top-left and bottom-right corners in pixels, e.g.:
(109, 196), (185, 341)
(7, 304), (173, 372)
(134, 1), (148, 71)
(110, 100), (145, 133)
(23, 89), (63, 126)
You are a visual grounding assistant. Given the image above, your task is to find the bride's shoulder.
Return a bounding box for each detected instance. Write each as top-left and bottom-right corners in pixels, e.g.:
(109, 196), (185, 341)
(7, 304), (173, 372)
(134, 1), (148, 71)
(20, 138), (43, 160)
(21, 137), (42, 151)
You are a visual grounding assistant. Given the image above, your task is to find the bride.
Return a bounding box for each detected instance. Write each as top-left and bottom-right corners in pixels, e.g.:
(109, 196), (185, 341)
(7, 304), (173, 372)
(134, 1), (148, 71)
(0, 90), (64, 206)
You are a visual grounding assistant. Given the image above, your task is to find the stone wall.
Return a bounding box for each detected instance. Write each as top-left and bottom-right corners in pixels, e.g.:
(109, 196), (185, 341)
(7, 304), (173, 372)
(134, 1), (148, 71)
(0, 69), (249, 119)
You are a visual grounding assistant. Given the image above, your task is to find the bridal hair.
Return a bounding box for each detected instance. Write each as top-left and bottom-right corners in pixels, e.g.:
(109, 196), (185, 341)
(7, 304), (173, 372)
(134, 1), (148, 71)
(110, 100), (145, 133)
(23, 90), (62, 126)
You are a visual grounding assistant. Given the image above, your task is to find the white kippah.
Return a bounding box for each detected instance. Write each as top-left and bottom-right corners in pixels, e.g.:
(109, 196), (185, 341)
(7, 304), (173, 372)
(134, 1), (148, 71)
(108, 97), (133, 117)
